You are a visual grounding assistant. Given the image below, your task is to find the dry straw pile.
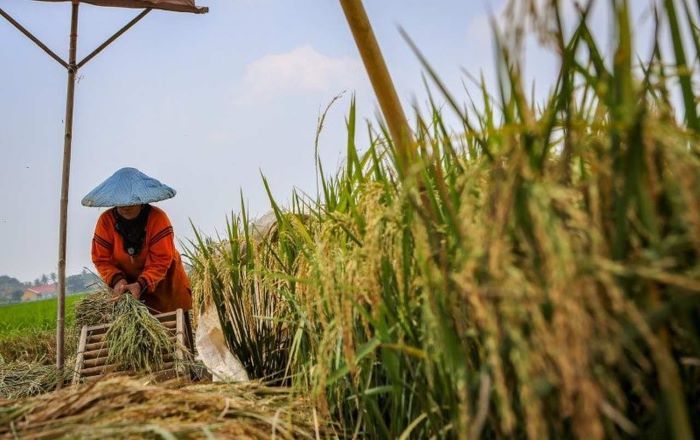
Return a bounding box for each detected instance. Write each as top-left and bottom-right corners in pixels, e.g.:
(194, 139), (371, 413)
(74, 288), (113, 329)
(0, 359), (71, 400)
(0, 377), (325, 439)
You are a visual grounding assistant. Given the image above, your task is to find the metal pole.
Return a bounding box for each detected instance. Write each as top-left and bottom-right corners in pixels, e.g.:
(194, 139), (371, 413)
(56, 0), (80, 384)
(338, 0), (414, 174)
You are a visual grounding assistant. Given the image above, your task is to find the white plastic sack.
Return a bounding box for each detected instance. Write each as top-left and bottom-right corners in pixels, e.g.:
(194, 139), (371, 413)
(195, 303), (249, 382)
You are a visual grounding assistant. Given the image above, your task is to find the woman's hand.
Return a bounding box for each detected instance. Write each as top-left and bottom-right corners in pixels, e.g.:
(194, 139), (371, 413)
(125, 282), (142, 300)
(111, 279), (128, 301)
(111, 279), (141, 301)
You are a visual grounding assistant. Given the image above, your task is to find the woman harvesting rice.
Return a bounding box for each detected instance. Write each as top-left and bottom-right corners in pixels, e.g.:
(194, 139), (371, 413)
(83, 167), (192, 313)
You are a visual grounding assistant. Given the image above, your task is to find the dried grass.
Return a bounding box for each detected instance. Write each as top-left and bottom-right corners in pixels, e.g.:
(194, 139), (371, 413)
(0, 376), (326, 439)
(0, 329), (77, 366)
(74, 289), (113, 330)
(0, 359), (72, 400)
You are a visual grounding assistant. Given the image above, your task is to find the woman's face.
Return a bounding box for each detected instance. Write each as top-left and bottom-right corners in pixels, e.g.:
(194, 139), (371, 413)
(117, 205), (142, 220)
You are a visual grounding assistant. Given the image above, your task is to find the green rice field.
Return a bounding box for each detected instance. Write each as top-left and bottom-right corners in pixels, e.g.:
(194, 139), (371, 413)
(0, 294), (87, 334)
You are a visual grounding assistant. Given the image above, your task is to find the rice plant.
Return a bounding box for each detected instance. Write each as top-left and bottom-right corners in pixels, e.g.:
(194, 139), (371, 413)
(187, 207), (297, 384)
(189, 1), (700, 438)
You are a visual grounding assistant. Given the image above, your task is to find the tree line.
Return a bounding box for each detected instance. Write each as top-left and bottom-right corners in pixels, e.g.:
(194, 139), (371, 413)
(0, 270), (99, 304)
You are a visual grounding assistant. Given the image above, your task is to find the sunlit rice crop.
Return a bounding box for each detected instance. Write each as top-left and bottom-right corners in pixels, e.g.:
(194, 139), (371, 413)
(188, 1), (700, 438)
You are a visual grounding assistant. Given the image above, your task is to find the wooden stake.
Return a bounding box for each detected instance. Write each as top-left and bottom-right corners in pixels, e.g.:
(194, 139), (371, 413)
(56, 0), (80, 384)
(338, 0), (414, 174)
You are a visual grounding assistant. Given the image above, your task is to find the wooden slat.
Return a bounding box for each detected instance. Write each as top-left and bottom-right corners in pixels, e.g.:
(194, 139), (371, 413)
(89, 326), (108, 336)
(156, 312), (177, 323)
(84, 348), (109, 360)
(82, 374), (107, 383)
(83, 352), (174, 369)
(72, 325), (88, 386)
(81, 363), (120, 376)
(82, 356), (110, 368)
(82, 361), (175, 378)
(84, 334), (176, 349)
(175, 309), (186, 376)
(184, 310), (195, 352)
(85, 341), (107, 352)
(87, 333), (106, 343)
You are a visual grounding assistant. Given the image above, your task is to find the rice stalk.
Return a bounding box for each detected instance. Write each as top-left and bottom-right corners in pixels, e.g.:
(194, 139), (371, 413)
(186, 209), (295, 384)
(74, 288), (114, 330)
(186, 1), (700, 438)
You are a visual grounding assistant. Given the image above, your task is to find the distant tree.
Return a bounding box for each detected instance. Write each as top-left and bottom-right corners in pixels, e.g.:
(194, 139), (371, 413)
(9, 289), (23, 302)
(40, 274), (48, 284)
(34, 278), (40, 286)
(50, 272), (57, 284)
(0, 275), (25, 304)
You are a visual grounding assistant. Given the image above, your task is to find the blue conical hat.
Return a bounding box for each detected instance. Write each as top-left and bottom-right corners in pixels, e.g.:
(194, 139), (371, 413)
(82, 168), (176, 207)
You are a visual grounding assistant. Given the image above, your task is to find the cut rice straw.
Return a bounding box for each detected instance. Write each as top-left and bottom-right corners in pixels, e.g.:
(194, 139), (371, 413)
(0, 377), (329, 439)
(105, 293), (180, 374)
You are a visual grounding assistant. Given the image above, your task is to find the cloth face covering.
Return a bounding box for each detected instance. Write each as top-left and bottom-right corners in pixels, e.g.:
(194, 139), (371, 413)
(113, 205), (151, 257)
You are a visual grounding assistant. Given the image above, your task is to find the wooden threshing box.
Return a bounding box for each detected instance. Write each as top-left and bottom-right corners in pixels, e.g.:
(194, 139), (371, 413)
(72, 309), (195, 385)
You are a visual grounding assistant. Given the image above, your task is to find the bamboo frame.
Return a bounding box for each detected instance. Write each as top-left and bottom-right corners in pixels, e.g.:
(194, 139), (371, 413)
(77, 8), (151, 69)
(338, 0), (415, 174)
(0, 3), (156, 381)
(72, 309), (191, 385)
(0, 8), (69, 69)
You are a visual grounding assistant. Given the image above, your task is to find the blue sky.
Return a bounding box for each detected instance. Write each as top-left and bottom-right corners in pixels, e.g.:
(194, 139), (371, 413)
(0, 1), (658, 282)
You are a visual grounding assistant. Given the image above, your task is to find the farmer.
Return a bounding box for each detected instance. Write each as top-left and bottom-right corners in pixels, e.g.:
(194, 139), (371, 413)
(83, 167), (192, 313)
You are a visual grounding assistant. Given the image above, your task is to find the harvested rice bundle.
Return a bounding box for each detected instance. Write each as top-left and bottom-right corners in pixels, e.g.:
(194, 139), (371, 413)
(74, 288), (114, 329)
(105, 293), (178, 373)
(0, 377), (326, 439)
(0, 358), (69, 399)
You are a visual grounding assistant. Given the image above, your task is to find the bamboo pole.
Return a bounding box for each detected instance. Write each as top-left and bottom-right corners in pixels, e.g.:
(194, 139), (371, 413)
(56, 0), (80, 383)
(77, 8), (152, 69)
(0, 8), (68, 69)
(338, 0), (414, 174)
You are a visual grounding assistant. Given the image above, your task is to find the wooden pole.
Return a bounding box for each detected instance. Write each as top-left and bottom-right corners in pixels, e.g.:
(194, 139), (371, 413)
(338, 0), (414, 174)
(56, 0), (80, 383)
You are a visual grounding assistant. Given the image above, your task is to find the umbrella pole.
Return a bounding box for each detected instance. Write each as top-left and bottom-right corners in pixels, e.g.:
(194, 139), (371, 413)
(56, 0), (80, 386)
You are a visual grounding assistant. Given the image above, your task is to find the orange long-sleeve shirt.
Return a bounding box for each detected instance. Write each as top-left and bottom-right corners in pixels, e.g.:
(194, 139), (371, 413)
(91, 205), (192, 313)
